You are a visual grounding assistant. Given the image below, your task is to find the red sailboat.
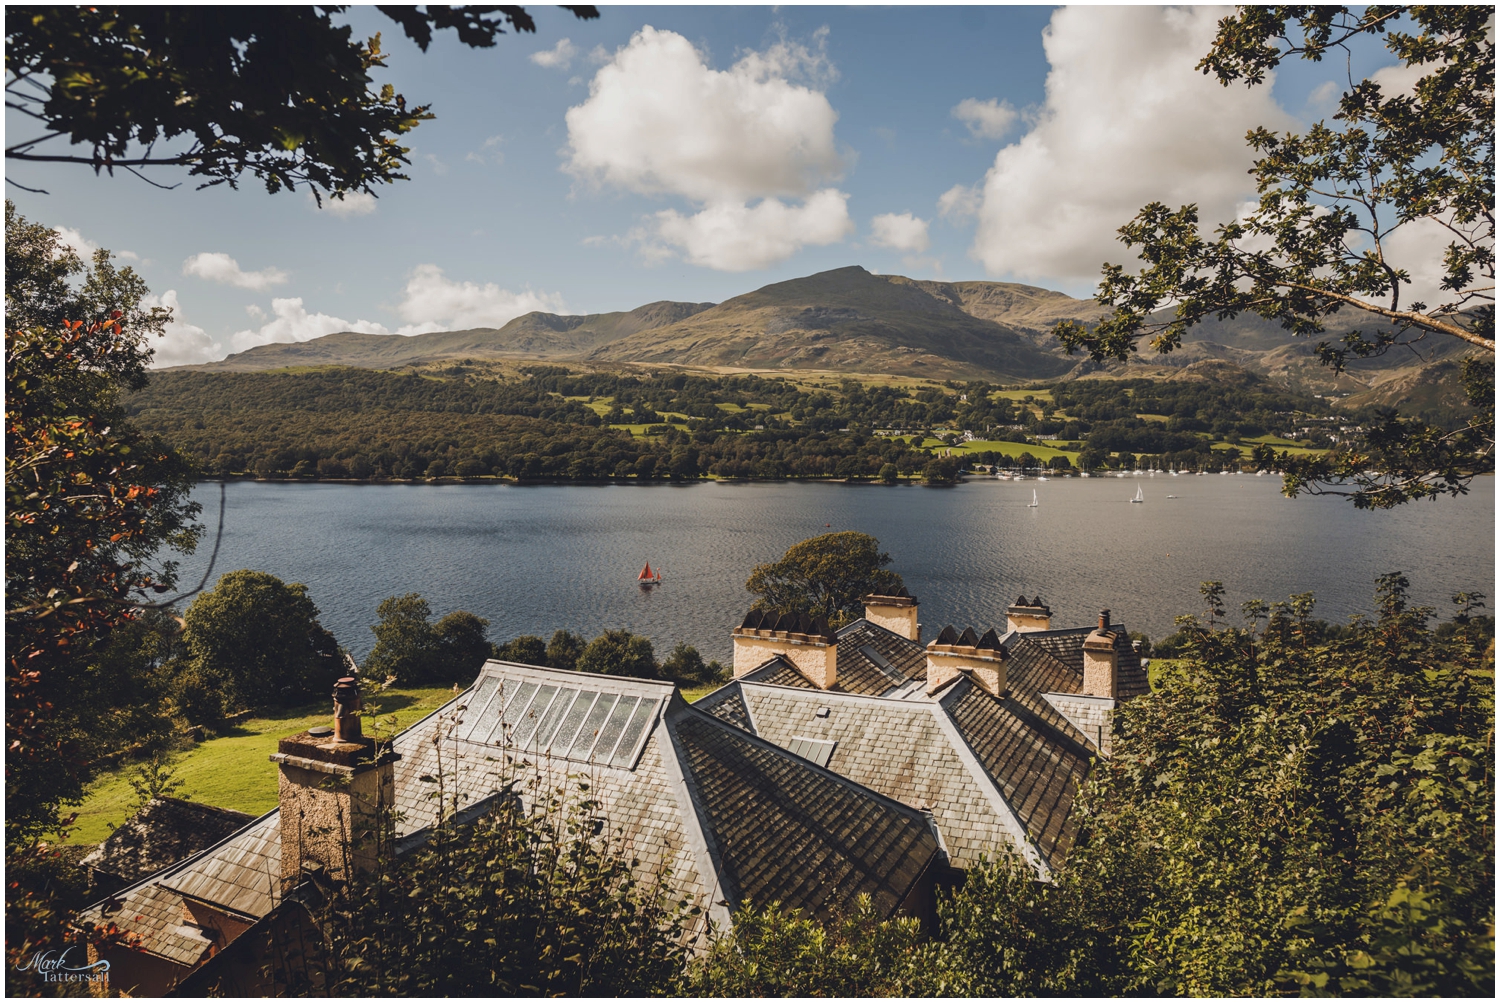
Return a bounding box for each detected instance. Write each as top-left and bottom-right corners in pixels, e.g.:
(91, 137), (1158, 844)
(637, 561), (663, 588)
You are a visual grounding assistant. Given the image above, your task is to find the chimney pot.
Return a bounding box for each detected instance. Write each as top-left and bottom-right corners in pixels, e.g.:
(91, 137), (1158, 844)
(333, 676), (362, 742)
(1098, 609), (1110, 630)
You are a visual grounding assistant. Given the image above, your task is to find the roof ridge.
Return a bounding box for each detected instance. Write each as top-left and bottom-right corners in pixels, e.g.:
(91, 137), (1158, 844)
(672, 699), (938, 827)
(76, 808), (281, 917)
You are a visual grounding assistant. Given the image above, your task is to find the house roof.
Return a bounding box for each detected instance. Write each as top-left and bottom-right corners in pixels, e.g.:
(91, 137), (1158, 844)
(699, 671), (1062, 875)
(79, 811), (282, 968)
(79, 660), (941, 961)
(80, 798), (254, 886)
(939, 679), (1093, 870)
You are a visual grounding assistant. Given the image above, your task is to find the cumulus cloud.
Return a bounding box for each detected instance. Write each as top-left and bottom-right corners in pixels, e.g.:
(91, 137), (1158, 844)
(53, 226), (99, 257)
(531, 37), (578, 69)
(50, 225), (140, 262)
(869, 212), (931, 254)
(646, 191), (854, 271)
(308, 190), (378, 217)
(394, 264), (568, 333)
(182, 252), (289, 291)
(951, 97), (1019, 140)
(142, 290), (218, 368)
(565, 25), (852, 270)
(466, 135), (505, 166)
(226, 298), (388, 354)
(967, 6), (1293, 285)
(937, 183), (983, 222)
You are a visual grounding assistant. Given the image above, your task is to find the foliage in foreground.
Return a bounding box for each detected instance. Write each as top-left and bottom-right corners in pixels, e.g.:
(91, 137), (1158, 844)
(927, 577), (1495, 997)
(321, 773), (692, 996)
(1057, 5), (1494, 507)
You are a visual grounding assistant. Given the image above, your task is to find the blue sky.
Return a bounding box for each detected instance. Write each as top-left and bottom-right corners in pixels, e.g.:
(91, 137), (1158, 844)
(6, 6), (1407, 366)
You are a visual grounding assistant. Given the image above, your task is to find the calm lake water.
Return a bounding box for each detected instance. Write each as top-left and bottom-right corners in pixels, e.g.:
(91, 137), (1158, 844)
(169, 476), (1495, 663)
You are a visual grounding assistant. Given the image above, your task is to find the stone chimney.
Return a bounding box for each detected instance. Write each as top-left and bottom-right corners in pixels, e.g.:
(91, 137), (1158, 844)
(1081, 610), (1119, 698)
(862, 588), (920, 641)
(1005, 595), (1052, 633)
(925, 626), (1007, 697)
(732, 610), (838, 689)
(271, 676), (398, 891)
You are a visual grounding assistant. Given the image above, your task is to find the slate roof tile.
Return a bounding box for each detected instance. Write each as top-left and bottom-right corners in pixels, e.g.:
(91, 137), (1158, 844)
(943, 683), (1093, 871)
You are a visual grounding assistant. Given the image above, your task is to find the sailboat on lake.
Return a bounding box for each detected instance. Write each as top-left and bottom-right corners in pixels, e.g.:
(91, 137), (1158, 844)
(1131, 486), (1144, 504)
(637, 561), (663, 588)
(1028, 489), (1039, 508)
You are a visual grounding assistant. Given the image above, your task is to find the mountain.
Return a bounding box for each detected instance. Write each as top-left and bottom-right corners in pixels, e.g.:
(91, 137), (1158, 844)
(176, 265), (1471, 392)
(589, 266), (1075, 379)
(192, 300), (715, 372)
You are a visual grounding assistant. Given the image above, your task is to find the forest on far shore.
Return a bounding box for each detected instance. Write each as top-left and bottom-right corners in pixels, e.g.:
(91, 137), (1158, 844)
(127, 365), (1366, 483)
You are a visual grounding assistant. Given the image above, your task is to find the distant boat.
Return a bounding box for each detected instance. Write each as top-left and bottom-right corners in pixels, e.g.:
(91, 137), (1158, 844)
(1131, 486), (1144, 504)
(1036, 475), (1049, 482)
(1166, 494), (1178, 499)
(637, 561), (662, 588)
(1028, 489), (1038, 508)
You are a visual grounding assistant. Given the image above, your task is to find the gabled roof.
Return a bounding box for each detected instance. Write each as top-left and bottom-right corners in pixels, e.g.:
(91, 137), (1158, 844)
(80, 798), (254, 887)
(833, 618), (928, 695)
(670, 702), (937, 920)
(80, 659), (943, 966)
(78, 811), (282, 968)
(939, 679), (1093, 871)
(702, 680), (1057, 876)
(1014, 624), (1150, 699)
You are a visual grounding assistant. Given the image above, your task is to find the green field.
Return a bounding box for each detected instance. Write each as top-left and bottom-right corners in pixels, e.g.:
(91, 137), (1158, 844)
(69, 682), (723, 844)
(69, 687), (458, 844)
(948, 439), (1081, 462)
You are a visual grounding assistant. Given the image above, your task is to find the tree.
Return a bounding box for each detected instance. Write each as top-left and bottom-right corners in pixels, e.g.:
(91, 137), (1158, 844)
(5, 204), (200, 844)
(684, 897), (932, 997)
(546, 629), (586, 671)
(1055, 6), (1493, 508)
(576, 630), (658, 681)
(179, 570), (343, 717)
(658, 643), (728, 687)
(496, 634), (547, 666)
(364, 593), (491, 686)
(745, 532), (904, 626)
(5, 6), (599, 197)
(928, 577), (1494, 996)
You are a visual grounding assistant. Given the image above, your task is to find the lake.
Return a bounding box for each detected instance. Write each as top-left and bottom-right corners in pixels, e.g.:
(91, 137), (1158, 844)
(168, 476), (1495, 663)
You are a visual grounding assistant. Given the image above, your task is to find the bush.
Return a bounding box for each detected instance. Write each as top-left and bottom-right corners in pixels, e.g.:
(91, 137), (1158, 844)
(365, 594), (490, 686)
(658, 643), (728, 687)
(546, 630), (586, 671)
(576, 630), (658, 680)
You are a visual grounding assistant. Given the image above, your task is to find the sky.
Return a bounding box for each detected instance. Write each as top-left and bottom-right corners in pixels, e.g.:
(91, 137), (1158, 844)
(6, 5), (1413, 368)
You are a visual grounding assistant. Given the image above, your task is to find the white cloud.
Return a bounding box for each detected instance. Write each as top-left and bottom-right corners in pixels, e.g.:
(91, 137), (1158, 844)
(142, 290), (218, 368)
(227, 298), (389, 354)
(466, 135), (505, 166)
(869, 212), (931, 253)
(937, 183), (982, 222)
(308, 190), (378, 217)
(53, 225), (99, 258)
(1370, 59), (1427, 98)
(182, 252), (289, 291)
(420, 153), (448, 176)
(531, 37), (578, 69)
(394, 264), (568, 332)
(968, 6), (1294, 285)
(646, 190), (854, 272)
(245, 303), (265, 320)
(951, 97), (1019, 140)
(564, 25), (851, 270)
(1304, 80), (1341, 119)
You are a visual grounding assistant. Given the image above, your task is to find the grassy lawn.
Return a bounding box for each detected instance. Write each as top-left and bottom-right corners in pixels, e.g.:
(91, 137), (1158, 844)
(950, 439), (1081, 462)
(991, 389), (1054, 402)
(70, 687), (458, 844)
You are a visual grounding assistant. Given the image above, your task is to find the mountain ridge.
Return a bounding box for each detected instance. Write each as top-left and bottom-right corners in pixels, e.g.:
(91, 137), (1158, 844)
(176, 265), (1470, 399)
